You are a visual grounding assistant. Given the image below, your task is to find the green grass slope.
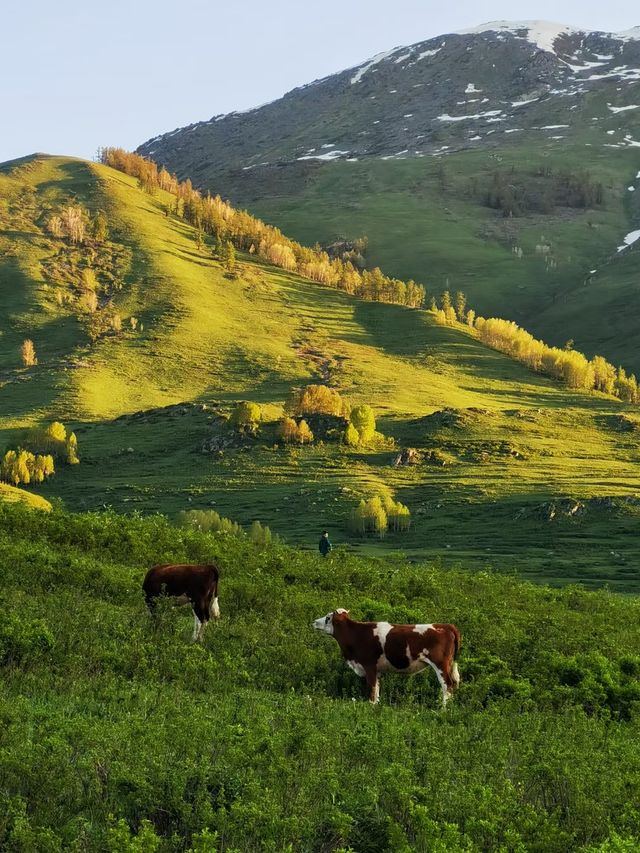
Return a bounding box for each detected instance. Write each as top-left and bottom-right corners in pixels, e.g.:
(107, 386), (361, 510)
(3, 155), (640, 589)
(241, 140), (640, 370)
(2, 503), (640, 851)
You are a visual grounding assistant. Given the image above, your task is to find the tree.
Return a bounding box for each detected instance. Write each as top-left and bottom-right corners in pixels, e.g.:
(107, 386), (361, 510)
(249, 520), (272, 547)
(288, 385), (349, 418)
(441, 290), (452, 313)
(21, 339), (37, 367)
(455, 291), (467, 322)
(66, 432), (80, 465)
(276, 417), (299, 444)
(93, 211), (108, 242)
(350, 405), (376, 444)
(343, 423), (360, 447)
(230, 401), (262, 433)
(224, 241), (236, 272)
(297, 420), (314, 444)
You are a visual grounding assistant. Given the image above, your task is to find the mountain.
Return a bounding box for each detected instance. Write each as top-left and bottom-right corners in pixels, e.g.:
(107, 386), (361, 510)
(136, 20), (640, 371)
(3, 153), (640, 590)
(139, 21), (640, 173)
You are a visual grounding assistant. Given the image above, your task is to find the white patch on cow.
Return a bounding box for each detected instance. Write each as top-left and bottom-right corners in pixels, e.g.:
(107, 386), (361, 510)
(373, 621), (393, 649)
(312, 612), (335, 634)
(210, 596), (220, 620)
(412, 623), (434, 634)
(347, 660), (366, 678)
(452, 661), (461, 687)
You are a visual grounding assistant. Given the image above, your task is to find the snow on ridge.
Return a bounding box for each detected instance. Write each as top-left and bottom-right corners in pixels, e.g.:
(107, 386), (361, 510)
(457, 20), (640, 54)
(417, 48), (441, 60)
(465, 83), (482, 93)
(350, 46), (404, 84)
(458, 21), (581, 53)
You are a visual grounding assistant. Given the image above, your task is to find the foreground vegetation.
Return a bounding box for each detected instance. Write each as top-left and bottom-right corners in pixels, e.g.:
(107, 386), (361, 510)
(1, 502), (640, 851)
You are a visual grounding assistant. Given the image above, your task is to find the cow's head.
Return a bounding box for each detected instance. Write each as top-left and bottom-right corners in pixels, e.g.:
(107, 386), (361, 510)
(312, 608), (349, 635)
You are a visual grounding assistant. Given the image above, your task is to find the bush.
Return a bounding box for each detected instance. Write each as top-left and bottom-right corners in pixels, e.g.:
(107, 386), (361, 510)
(349, 494), (411, 537)
(276, 417), (314, 445)
(1, 450), (55, 486)
(349, 405), (376, 444)
(230, 401), (262, 433)
(176, 509), (243, 537)
(20, 339), (37, 367)
(288, 385), (350, 418)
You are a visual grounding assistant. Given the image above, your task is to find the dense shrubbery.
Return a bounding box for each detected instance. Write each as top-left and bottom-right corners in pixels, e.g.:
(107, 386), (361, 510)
(287, 384), (350, 418)
(276, 416), (314, 444)
(0, 449), (54, 486)
(99, 148), (426, 309)
(25, 420), (80, 464)
(349, 494), (411, 537)
(177, 508), (276, 545)
(2, 503), (640, 849)
(229, 400), (262, 433)
(474, 316), (640, 400)
(430, 291), (640, 403)
(484, 166), (605, 217)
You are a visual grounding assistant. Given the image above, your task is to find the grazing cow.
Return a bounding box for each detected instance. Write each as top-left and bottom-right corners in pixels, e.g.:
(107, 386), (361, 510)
(143, 563), (220, 642)
(312, 609), (461, 706)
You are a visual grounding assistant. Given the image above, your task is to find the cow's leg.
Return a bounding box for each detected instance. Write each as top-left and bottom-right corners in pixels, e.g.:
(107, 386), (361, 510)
(365, 667), (380, 704)
(192, 610), (202, 642)
(210, 595), (220, 621)
(192, 599), (209, 642)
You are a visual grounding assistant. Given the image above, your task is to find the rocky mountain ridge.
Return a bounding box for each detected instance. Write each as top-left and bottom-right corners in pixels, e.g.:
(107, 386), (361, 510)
(137, 20), (640, 188)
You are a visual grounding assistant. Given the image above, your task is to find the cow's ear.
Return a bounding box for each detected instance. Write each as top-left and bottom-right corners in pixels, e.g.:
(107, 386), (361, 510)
(335, 608), (349, 618)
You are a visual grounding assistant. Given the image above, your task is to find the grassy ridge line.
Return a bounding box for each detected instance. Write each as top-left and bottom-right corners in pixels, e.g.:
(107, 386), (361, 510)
(2, 502), (640, 851)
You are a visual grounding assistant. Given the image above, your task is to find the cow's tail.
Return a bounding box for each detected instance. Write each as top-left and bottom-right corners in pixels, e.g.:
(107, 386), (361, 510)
(449, 624), (461, 688)
(450, 624), (461, 660)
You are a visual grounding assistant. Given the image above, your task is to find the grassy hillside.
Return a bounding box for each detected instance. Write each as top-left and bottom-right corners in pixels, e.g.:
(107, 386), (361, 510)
(242, 140), (640, 370)
(2, 502), (640, 851)
(3, 155), (640, 589)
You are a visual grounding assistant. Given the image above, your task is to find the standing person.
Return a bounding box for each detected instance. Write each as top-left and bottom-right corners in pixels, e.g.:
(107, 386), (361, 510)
(319, 530), (332, 557)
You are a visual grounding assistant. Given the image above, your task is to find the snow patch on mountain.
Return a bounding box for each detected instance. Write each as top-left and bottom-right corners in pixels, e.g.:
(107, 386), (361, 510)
(350, 47), (403, 84)
(458, 21), (580, 54)
(617, 230), (640, 252)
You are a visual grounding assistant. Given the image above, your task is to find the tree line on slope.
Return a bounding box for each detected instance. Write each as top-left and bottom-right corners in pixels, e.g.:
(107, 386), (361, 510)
(432, 289), (640, 403)
(98, 148), (426, 308)
(98, 149), (638, 403)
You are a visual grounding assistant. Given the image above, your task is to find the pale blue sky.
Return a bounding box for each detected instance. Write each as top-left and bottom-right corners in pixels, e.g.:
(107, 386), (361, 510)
(1, 0), (637, 163)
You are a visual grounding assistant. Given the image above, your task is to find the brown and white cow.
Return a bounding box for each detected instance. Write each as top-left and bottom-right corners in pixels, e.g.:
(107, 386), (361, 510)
(143, 563), (220, 642)
(312, 609), (461, 706)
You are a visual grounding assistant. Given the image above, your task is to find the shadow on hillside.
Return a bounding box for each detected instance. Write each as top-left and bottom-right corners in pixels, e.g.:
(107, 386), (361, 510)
(36, 159), (100, 200)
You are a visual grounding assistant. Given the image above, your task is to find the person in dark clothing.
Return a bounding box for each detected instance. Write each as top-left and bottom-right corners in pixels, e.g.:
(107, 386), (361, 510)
(319, 530), (332, 557)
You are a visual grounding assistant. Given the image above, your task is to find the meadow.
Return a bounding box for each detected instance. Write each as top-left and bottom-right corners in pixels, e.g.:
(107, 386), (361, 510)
(2, 501), (640, 852)
(3, 155), (640, 589)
